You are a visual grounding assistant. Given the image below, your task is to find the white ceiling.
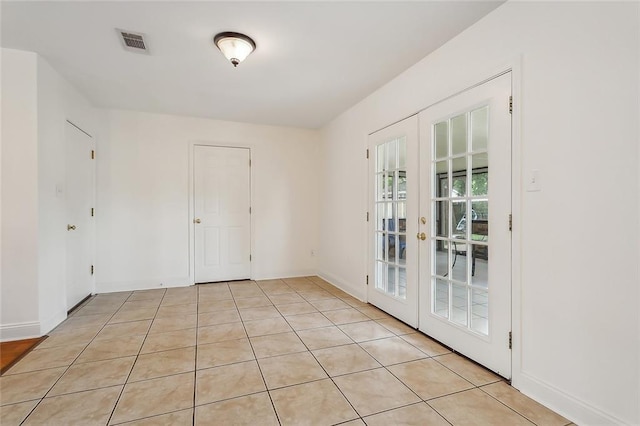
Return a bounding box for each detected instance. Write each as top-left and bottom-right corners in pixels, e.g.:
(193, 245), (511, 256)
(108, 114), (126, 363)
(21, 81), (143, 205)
(1, 1), (503, 129)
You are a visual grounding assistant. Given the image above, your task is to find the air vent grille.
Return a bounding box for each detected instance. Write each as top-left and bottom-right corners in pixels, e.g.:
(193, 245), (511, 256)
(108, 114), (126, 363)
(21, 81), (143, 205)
(117, 29), (149, 54)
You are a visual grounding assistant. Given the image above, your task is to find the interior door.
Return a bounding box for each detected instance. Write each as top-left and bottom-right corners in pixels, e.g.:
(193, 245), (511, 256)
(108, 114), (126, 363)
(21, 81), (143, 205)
(194, 145), (251, 283)
(418, 73), (512, 378)
(368, 116), (419, 327)
(65, 122), (94, 309)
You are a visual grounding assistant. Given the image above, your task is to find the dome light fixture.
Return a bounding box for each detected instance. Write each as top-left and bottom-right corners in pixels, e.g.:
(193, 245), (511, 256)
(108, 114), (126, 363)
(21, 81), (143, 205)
(213, 32), (256, 67)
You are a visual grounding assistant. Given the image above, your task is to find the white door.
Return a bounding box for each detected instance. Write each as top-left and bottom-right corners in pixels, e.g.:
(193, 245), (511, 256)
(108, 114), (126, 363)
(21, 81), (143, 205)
(418, 73), (512, 378)
(368, 116), (419, 327)
(65, 122), (94, 309)
(194, 145), (251, 283)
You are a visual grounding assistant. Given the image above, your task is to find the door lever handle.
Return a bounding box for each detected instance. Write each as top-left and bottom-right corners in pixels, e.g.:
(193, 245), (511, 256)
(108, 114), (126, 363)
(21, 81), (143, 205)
(194, 218), (201, 224)
(67, 224), (76, 231)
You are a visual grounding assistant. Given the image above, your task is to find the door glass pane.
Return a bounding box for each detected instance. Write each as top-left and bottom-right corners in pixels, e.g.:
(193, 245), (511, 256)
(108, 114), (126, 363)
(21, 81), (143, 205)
(374, 137), (407, 300)
(431, 105), (490, 336)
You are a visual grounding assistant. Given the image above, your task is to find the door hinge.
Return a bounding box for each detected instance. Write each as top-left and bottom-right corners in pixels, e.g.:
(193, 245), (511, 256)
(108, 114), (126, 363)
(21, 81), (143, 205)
(249, 207), (252, 214)
(249, 159), (252, 167)
(91, 150), (95, 159)
(508, 331), (512, 349)
(366, 149), (369, 159)
(91, 265), (94, 275)
(508, 214), (513, 231)
(366, 275), (369, 285)
(366, 212), (369, 222)
(508, 96), (513, 114)
(91, 207), (94, 217)
(249, 254), (252, 262)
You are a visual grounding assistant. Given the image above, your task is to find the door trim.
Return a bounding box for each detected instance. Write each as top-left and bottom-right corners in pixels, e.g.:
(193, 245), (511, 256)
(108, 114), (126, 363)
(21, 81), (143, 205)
(188, 142), (253, 285)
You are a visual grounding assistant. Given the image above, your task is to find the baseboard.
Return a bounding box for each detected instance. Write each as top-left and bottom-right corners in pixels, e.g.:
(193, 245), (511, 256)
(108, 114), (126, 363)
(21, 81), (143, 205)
(39, 310), (68, 336)
(0, 321), (41, 342)
(254, 270), (318, 281)
(515, 371), (632, 425)
(95, 276), (192, 294)
(317, 270), (366, 301)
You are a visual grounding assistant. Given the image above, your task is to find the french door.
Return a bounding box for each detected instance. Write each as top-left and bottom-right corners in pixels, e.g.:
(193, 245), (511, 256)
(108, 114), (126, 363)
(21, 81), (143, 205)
(194, 145), (251, 283)
(418, 73), (512, 378)
(368, 73), (512, 378)
(367, 116), (419, 327)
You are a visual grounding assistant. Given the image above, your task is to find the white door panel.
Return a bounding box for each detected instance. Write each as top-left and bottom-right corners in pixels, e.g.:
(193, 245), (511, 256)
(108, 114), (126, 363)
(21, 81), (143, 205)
(194, 146), (251, 283)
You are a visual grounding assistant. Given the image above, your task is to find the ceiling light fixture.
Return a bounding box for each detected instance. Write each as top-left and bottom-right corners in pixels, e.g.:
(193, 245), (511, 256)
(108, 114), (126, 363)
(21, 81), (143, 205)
(213, 32), (256, 67)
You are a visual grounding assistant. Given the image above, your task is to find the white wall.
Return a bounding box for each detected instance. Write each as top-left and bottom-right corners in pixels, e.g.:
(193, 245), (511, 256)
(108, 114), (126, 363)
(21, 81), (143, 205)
(96, 110), (320, 292)
(0, 49), (40, 340)
(318, 2), (639, 425)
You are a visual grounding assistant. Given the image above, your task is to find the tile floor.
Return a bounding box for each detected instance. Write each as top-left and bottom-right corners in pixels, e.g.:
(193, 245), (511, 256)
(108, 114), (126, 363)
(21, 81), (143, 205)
(0, 276), (571, 425)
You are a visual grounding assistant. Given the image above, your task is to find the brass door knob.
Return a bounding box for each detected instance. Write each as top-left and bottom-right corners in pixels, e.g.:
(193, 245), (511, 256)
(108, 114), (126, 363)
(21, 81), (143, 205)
(194, 218), (201, 224)
(67, 224), (76, 231)
(417, 232), (426, 240)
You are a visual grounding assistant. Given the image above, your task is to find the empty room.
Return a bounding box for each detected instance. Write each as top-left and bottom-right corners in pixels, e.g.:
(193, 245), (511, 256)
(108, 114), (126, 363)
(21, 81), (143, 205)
(1, 1), (638, 425)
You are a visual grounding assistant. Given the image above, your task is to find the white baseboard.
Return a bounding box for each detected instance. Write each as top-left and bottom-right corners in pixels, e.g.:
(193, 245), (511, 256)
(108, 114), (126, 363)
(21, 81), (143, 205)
(515, 371), (632, 425)
(39, 310), (67, 335)
(95, 276), (191, 294)
(317, 270), (366, 301)
(0, 321), (41, 342)
(253, 270), (317, 282)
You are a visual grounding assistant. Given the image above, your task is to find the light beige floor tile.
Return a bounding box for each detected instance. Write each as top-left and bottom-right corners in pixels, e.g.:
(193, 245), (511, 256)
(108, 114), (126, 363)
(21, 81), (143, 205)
(119, 299), (162, 310)
(364, 402), (449, 426)
(197, 322), (246, 344)
(74, 304), (121, 317)
(297, 326), (353, 350)
(434, 353), (500, 386)
(388, 359), (474, 400)
(0, 400), (39, 426)
(161, 295), (197, 307)
(118, 408), (193, 425)
(230, 288), (264, 299)
(23, 385), (122, 426)
(234, 296), (273, 308)
(95, 320), (152, 341)
(310, 298), (350, 311)
(338, 321), (395, 342)
(429, 388), (534, 425)
(400, 333), (451, 356)
(109, 308), (157, 324)
(0, 367), (65, 405)
(5, 343), (86, 374)
(356, 305), (392, 320)
(56, 313), (111, 330)
(75, 335), (145, 363)
(258, 352), (327, 389)
(284, 312), (333, 331)
(156, 303), (197, 318)
(298, 290), (335, 301)
(340, 420), (365, 426)
(128, 289), (165, 301)
(333, 368), (420, 416)
(129, 347), (195, 382)
(140, 328), (196, 354)
(259, 285), (295, 296)
(281, 277), (314, 288)
(323, 308), (370, 325)
(49, 356), (135, 396)
(195, 392), (277, 426)
(376, 318), (417, 335)
(198, 290), (232, 302)
(359, 336), (427, 366)
(149, 314), (197, 334)
(275, 302), (318, 316)
(340, 296), (369, 308)
(312, 344), (381, 377)
(197, 310), (240, 327)
(250, 332), (306, 358)
(268, 293), (305, 305)
(244, 317), (292, 337)
(481, 381), (570, 426)
(36, 327), (98, 349)
(197, 299), (236, 313)
(270, 378), (358, 426)
(238, 306), (281, 321)
(111, 373), (194, 424)
(51, 322), (104, 335)
(195, 360), (265, 405)
(197, 338), (254, 369)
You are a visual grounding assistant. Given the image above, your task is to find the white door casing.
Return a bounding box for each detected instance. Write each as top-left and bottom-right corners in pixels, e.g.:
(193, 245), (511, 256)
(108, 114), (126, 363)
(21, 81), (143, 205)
(65, 122), (94, 309)
(418, 73), (512, 378)
(194, 145), (251, 283)
(367, 115), (419, 327)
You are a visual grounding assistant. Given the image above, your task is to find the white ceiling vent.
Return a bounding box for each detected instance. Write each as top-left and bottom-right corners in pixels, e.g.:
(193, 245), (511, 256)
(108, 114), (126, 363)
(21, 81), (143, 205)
(117, 29), (149, 54)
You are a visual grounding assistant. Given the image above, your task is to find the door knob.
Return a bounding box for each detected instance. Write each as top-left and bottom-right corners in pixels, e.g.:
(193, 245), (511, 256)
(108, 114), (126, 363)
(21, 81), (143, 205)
(194, 218), (201, 224)
(417, 232), (426, 240)
(67, 224), (76, 231)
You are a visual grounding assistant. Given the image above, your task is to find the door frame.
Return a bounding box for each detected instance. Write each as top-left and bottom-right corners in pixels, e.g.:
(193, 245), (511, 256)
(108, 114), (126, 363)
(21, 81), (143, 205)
(188, 142), (253, 285)
(362, 59), (523, 385)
